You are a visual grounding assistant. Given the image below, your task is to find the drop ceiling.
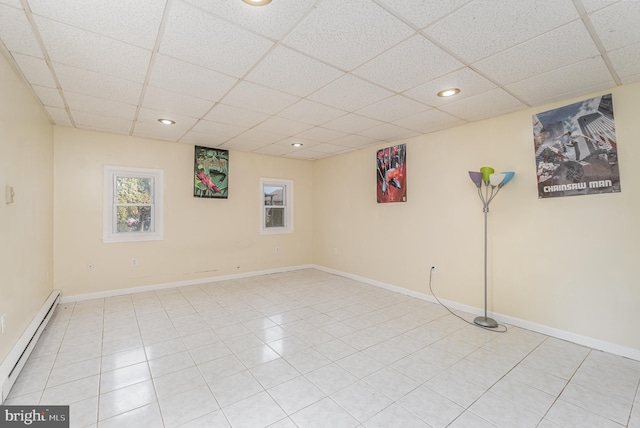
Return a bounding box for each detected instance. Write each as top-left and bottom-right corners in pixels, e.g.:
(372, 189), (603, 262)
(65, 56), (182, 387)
(1, 0), (639, 160)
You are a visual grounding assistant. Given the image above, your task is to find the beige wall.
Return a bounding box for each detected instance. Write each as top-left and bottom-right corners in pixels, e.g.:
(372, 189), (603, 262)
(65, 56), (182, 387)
(312, 83), (640, 352)
(0, 52), (54, 362)
(53, 127), (313, 297)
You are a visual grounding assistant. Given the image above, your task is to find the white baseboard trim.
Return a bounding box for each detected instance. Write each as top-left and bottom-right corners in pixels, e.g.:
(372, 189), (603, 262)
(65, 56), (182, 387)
(57, 263), (640, 362)
(312, 264), (640, 362)
(1, 290), (60, 403)
(58, 264), (315, 304)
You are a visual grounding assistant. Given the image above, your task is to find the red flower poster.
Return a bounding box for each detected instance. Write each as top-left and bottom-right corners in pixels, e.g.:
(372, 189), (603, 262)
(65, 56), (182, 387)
(376, 144), (406, 203)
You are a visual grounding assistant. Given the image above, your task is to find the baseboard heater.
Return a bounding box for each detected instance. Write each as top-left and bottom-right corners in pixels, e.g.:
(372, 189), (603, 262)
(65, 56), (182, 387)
(0, 290), (60, 403)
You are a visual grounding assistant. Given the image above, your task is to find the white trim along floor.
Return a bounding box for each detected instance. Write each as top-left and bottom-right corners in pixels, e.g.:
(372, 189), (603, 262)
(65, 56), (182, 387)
(4, 269), (640, 427)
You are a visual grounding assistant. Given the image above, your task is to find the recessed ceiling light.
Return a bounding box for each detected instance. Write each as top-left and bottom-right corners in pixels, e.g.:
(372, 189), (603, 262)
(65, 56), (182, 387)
(157, 118), (175, 125)
(437, 88), (460, 97)
(242, 0), (272, 6)
(291, 142), (303, 148)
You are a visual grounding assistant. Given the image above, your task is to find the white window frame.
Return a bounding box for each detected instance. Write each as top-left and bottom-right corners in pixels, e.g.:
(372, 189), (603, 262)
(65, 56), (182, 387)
(260, 178), (293, 235)
(103, 165), (164, 243)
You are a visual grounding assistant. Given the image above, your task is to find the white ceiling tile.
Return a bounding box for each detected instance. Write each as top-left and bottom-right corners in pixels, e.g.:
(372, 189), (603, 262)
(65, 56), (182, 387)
(221, 81), (299, 115)
(133, 121), (188, 142)
(330, 134), (380, 149)
(149, 55), (238, 102)
(190, 119), (245, 139)
(142, 86), (214, 118)
(589, 1), (640, 50)
(253, 117), (314, 135)
(53, 63), (143, 104)
(376, 0), (471, 29)
(608, 42), (640, 81)
(253, 144), (300, 157)
(224, 128), (286, 148)
(284, 149), (332, 160)
(353, 35), (463, 92)
(357, 123), (418, 141)
(307, 143), (355, 154)
(27, 0), (166, 49)
(204, 104), (269, 128)
(535, 81), (615, 106)
(620, 73), (640, 85)
(283, 0), (415, 71)
(12, 53), (56, 87)
(580, 0), (620, 13)
(393, 109), (466, 133)
(0, 4), (43, 57)
(31, 85), (64, 108)
(183, 0), (317, 40)
(3, 0), (638, 162)
(271, 137), (321, 149)
(278, 99), (347, 126)
(137, 107), (199, 131)
(246, 45), (344, 97)
(65, 91), (136, 120)
(439, 88), (527, 121)
(71, 111), (133, 134)
(474, 20), (600, 86)
(44, 106), (72, 125)
(403, 67), (496, 107)
(425, 0), (579, 62)
(160, 1), (273, 77)
(179, 131), (231, 147)
(506, 57), (614, 105)
(222, 138), (271, 152)
(308, 74), (394, 112)
(35, 16), (151, 82)
(295, 127), (345, 143)
(322, 114), (384, 134)
(0, 1), (23, 7)
(356, 95), (430, 122)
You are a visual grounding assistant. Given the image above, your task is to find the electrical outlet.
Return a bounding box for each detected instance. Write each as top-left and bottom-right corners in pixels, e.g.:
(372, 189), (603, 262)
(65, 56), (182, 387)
(431, 265), (436, 272)
(1, 314), (6, 334)
(275, 247), (279, 255)
(88, 263), (94, 272)
(131, 258), (138, 267)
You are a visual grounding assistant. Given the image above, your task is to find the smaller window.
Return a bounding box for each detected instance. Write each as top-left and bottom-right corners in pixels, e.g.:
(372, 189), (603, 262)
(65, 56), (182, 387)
(260, 178), (293, 234)
(103, 166), (163, 243)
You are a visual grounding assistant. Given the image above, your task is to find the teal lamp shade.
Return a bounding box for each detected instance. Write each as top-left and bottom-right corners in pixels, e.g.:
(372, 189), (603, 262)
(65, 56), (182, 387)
(480, 166), (494, 182)
(489, 173), (506, 187)
(500, 171), (515, 186)
(468, 171), (483, 187)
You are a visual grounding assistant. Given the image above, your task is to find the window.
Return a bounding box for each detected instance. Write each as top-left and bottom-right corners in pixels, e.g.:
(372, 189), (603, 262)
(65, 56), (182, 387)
(260, 178), (293, 234)
(103, 166), (163, 243)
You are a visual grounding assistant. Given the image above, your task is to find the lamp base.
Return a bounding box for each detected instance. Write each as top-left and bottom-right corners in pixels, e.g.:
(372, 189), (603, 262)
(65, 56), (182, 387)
(474, 316), (498, 328)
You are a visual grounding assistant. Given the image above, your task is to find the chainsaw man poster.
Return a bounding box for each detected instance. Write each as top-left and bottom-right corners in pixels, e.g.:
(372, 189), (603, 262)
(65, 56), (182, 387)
(194, 146), (229, 198)
(376, 144), (406, 203)
(532, 94), (620, 199)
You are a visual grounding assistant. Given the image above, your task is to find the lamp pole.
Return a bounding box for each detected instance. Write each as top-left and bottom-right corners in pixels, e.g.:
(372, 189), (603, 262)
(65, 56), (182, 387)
(468, 168), (515, 328)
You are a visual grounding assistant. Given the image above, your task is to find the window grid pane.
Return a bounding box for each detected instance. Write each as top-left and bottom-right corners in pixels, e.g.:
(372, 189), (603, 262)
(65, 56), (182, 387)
(116, 205), (154, 233)
(264, 185), (286, 207)
(116, 177), (153, 204)
(265, 207), (285, 228)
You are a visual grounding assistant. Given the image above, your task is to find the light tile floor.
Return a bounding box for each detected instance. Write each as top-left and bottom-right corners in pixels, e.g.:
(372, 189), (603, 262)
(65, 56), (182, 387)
(5, 269), (640, 428)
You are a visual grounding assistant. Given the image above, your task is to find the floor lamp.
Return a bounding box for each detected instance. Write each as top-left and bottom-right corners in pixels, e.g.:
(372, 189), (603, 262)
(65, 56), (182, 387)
(468, 167), (515, 328)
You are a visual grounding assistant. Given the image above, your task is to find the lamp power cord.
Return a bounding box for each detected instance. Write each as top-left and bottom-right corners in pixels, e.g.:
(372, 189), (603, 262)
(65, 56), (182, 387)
(428, 266), (508, 333)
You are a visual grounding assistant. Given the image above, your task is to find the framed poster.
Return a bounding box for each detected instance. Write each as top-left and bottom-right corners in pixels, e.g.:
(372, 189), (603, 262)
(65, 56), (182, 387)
(194, 146), (229, 198)
(532, 94), (620, 198)
(376, 144), (406, 203)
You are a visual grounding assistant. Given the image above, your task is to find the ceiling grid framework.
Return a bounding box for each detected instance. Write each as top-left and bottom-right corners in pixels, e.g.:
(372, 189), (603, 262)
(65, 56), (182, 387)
(0, 0), (639, 160)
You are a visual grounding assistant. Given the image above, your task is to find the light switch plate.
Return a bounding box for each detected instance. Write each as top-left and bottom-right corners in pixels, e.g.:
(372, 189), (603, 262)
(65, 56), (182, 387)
(5, 185), (14, 204)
